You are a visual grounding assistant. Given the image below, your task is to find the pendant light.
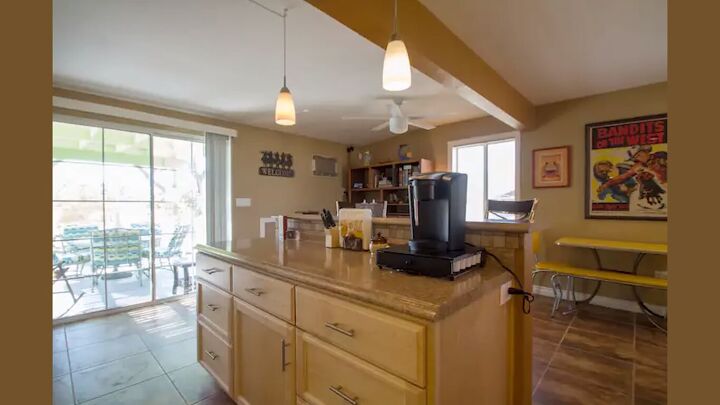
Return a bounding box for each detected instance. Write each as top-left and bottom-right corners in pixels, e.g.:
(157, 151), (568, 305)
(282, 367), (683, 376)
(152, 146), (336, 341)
(382, 0), (411, 91)
(275, 8), (296, 126)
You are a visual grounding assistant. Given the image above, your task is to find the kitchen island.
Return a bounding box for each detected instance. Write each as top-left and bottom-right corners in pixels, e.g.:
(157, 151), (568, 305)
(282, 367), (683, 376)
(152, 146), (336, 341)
(195, 227), (532, 404)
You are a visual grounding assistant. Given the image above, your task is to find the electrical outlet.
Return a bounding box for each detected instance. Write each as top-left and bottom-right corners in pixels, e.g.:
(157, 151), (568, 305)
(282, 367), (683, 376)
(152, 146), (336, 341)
(500, 281), (512, 306)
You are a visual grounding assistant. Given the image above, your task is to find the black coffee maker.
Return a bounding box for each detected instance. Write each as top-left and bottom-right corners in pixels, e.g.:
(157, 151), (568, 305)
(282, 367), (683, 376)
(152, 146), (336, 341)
(408, 172), (467, 253)
(376, 172), (485, 279)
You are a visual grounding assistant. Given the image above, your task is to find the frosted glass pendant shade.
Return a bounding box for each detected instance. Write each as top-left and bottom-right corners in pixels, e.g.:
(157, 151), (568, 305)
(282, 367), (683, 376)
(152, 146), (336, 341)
(382, 39), (411, 91)
(275, 86), (296, 126)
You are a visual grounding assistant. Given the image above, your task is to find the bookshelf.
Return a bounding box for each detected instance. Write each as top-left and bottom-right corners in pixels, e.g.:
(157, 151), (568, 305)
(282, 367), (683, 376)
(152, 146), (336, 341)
(347, 158), (433, 217)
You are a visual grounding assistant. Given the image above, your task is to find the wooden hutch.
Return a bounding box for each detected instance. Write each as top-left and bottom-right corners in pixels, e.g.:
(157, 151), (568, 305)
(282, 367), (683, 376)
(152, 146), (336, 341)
(347, 159), (433, 217)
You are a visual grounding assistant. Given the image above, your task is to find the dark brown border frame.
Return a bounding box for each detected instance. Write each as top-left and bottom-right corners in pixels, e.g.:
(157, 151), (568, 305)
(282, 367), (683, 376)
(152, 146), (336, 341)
(584, 113), (668, 221)
(532, 145), (571, 188)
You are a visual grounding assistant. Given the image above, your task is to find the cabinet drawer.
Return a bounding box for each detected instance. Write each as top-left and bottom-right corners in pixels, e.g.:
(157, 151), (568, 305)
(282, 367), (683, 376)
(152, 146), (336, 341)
(198, 281), (232, 343)
(296, 331), (426, 405)
(233, 265), (294, 322)
(196, 253), (232, 291)
(199, 322), (233, 396)
(296, 287), (426, 386)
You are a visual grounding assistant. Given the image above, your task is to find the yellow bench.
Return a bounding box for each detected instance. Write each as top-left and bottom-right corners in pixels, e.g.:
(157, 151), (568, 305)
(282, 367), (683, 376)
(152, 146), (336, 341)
(534, 261), (668, 290)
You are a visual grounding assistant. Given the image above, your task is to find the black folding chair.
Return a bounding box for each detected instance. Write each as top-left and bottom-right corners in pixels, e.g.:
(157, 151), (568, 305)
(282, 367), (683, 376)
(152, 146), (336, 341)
(486, 198), (538, 222)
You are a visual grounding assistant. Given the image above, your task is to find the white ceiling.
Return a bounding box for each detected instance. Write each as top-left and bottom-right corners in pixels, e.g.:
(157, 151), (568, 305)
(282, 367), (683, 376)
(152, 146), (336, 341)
(53, 0), (486, 146)
(419, 0), (667, 105)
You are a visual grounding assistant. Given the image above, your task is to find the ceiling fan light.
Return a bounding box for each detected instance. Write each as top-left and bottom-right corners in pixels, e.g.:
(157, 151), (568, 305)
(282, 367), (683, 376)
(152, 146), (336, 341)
(275, 86), (296, 126)
(389, 115), (408, 134)
(382, 39), (411, 91)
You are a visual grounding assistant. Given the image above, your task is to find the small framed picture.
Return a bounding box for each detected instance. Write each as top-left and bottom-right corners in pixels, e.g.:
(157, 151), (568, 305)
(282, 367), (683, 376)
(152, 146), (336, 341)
(533, 146), (571, 188)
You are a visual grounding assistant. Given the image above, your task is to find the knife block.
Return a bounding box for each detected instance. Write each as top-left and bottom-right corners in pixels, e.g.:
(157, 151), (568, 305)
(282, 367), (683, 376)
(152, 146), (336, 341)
(325, 227), (340, 248)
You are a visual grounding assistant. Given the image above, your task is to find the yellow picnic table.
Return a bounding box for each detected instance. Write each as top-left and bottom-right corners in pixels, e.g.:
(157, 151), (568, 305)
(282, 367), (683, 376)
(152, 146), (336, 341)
(550, 236), (667, 330)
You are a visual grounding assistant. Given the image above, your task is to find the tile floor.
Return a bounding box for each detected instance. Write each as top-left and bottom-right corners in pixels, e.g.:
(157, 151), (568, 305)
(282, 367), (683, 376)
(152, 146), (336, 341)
(54, 293), (666, 405)
(531, 295), (667, 405)
(53, 295), (234, 405)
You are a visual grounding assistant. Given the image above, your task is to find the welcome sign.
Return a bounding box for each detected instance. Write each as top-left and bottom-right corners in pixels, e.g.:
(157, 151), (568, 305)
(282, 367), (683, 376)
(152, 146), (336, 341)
(259, 151), (295, 178)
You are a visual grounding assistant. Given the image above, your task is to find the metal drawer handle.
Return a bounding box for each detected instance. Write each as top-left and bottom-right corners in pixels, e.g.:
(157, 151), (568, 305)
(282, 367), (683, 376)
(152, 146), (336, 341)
(245, 287), (265, 297)
(204, 350), (218, 360)
(206, 304), (220, 312)
(329, 385), (358, 405)
(202, 267), (224, 275)
(324, 322), (354, 337)
(280, 338), (291, 372)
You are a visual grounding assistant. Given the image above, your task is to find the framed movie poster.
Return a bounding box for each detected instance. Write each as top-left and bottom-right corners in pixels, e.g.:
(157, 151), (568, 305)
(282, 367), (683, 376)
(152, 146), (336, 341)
(533, 146), (571, 188)
(585, 114), (668, 220)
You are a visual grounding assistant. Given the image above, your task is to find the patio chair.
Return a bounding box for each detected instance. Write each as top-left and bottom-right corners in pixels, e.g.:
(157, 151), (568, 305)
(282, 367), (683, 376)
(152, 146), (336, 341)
(58, 225), (97, 276)
(52, 253), (84, 306)
(91, 229), (146, 290)
(155, 225), (190, 269)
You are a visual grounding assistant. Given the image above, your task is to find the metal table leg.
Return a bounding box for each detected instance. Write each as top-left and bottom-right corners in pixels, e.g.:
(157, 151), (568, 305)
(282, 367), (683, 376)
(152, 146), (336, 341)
(631, 253), (667, 321)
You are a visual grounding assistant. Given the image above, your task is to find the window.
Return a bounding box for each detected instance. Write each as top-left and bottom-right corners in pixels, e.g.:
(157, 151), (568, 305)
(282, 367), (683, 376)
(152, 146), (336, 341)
(449, 133), (519, 221)
(53, 119), (206, 319)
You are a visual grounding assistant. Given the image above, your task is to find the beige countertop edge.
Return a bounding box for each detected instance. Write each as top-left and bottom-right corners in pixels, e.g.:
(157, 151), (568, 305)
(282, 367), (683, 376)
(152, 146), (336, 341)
(286, 214), (531, 234)
(196, 244), (509, 321)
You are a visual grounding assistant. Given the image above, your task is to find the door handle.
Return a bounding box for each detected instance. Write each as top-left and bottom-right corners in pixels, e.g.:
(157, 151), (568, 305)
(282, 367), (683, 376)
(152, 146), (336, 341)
(329, 385), (358, 405)
(324, 322), (354, 337)
(206, 304), (219, 311)
(280, 339), (291, 372)
(245, 287), (265, 297)
(204, 350), (218, 360)
(202, 267), (223, 275)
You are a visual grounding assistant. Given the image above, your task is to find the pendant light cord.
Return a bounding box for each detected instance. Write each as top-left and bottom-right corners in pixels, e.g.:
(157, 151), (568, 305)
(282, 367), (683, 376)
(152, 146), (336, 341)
(283, 8), (287, 87)
(392, 0), (398, 39)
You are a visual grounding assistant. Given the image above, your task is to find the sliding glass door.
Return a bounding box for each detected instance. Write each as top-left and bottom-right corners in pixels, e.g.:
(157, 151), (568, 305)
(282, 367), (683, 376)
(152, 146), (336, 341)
(52, 120), (205, 319)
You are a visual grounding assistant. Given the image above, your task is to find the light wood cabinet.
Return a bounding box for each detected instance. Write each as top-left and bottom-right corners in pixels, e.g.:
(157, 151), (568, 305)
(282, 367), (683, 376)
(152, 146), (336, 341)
(197, 248), (515, 405)
(233, 297), (296, 405)
(296, 287), (426, 386)
(296, 331), (426, 405)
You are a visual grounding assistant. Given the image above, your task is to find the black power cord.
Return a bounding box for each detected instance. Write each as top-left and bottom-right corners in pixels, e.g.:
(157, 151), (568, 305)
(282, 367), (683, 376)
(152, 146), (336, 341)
(481, 248), (535, 314)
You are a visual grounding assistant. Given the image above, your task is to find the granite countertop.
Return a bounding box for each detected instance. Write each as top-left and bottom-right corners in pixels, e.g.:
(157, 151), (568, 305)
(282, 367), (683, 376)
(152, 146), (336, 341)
(285, 213), (531, 233)
(197, 238), (510, 321)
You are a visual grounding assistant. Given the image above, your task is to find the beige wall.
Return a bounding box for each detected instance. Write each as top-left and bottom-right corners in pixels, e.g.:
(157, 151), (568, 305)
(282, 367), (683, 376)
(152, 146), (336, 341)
(231, 126), (347, 238)
(53, 88), (348, 241)
(357, 82), (668, 305)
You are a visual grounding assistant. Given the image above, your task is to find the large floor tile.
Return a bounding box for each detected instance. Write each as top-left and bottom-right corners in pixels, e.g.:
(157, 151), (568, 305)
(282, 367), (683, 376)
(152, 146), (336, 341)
(550, 346), (632, 394)
(82, 375), (185, 405)
(533, 318), (569, 343)
(533, 366), (631, 405)
(576, 304), (635, 325)
(572, 312), (634, 341)
(194, 391), (235, 405)
(54, 327), (67, 353)
(562, 327), (635, 362)
(168, 363), (221, 404)
(54, 351), (71, 377)
(635, 364), (667, 404)
(532, 357), (548, 392)
(53, 374), (75, 405)
(533, 337), (557, 363)
(636, 325), (667, 349)
(635, 341), (667, 370)
(72, 352), (164, 403)
(137, 318), (196, 350)
(151, 337), (197, 373)
(65, 314), (137, 349)
(69, 334), (148, 371)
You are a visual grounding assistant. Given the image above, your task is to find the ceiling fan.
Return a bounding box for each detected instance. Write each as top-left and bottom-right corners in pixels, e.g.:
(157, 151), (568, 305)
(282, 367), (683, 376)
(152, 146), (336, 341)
(341, 98), (438, 134)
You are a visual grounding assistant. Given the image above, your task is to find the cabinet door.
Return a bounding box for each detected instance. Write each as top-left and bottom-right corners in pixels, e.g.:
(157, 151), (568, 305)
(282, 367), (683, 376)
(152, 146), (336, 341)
(234, 297), (295, 405)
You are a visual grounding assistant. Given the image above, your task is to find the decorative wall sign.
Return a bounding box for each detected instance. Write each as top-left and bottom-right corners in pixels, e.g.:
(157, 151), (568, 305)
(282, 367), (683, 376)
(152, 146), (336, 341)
(259, 151), (294, 177)
(533, 146), (571, 188)
(585, 114), (668, 220)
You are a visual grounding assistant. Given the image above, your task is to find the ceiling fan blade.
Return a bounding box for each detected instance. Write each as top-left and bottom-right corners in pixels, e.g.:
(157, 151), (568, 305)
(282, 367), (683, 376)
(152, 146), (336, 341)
(371, 122), (390, 131)
(408, 119), (436, 130)
(341, 116), (387, 121)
